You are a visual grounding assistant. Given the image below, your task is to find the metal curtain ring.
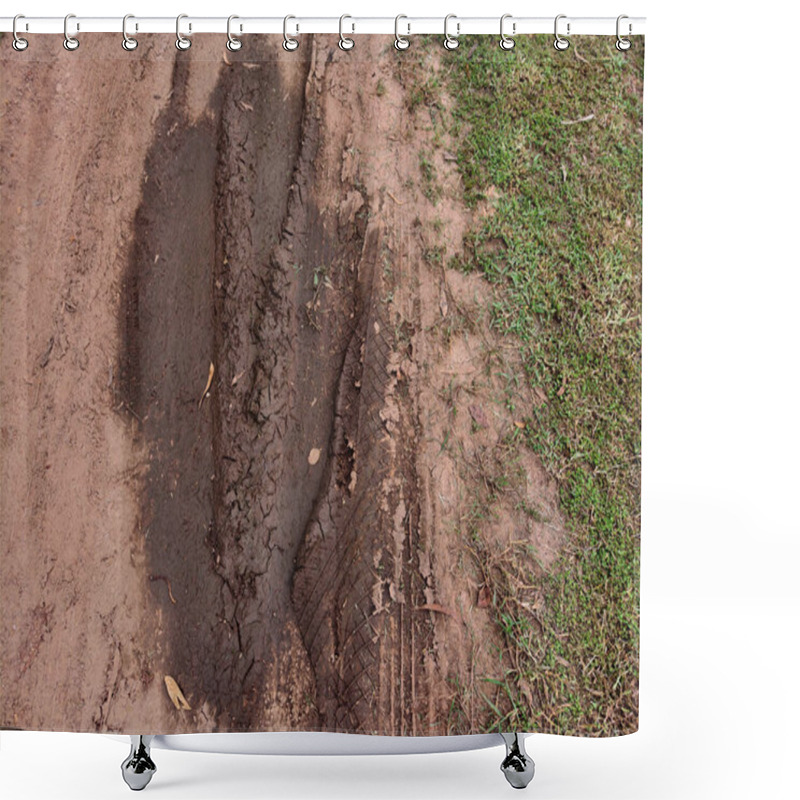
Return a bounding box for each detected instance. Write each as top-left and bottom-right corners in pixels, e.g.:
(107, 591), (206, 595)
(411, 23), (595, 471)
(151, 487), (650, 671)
(63, 13), (79, 51)
(339, 14), (354, 51)
(12, 14), (29, 51)
(554, 14), (570, 51)
(616, 14), (632, 51)
(227, 15), (243, 51)
(394, 14), (410, 51)
(443, 14), (459, 50)
(499, 14), (515, 50)
(176, 14), (191, 50)
(122, 14), (138, 51)
(283, 15), (299, 51)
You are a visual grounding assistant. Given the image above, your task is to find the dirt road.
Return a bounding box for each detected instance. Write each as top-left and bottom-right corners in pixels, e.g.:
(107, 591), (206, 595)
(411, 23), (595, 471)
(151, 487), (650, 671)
(1, 34), (565, 735)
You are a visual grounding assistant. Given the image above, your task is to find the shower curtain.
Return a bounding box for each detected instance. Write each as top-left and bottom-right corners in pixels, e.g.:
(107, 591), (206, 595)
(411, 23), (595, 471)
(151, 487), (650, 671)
(0, 32), (644, 738)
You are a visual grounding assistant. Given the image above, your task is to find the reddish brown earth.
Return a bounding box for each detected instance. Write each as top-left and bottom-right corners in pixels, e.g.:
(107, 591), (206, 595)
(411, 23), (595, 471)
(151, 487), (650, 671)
(1, 34), (565, 735)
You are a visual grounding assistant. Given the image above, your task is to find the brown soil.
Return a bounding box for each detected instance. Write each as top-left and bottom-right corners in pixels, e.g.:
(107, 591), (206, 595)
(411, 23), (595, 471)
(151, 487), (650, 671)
(1, 34), (565, 735)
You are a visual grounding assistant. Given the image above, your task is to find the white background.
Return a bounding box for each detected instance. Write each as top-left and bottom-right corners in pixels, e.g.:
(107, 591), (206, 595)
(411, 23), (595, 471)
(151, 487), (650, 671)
(2, 1), (799, 798)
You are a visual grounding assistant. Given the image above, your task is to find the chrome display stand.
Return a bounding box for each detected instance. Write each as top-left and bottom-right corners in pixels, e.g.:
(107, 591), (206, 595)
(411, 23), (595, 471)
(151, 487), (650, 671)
(120, 732), (535, 790)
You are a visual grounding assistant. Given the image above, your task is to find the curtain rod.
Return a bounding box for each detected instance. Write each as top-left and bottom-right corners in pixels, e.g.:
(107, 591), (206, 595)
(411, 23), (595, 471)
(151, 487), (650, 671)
(0, 16), (646, 37)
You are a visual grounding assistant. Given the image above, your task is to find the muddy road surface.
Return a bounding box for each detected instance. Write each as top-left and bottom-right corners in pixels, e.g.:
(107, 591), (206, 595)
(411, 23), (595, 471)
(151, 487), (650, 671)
(1, 35), (565, 735)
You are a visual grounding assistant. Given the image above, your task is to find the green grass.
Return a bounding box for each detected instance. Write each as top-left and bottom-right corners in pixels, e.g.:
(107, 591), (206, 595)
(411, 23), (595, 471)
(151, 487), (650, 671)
(397, 36), (643, 736)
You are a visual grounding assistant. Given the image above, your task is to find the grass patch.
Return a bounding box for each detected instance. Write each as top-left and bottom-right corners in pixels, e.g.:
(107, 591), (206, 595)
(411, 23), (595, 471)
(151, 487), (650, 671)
(398, 37), (643, 736)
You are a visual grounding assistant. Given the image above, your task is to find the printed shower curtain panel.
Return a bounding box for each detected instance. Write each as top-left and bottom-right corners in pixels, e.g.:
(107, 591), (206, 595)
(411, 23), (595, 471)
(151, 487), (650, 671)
(0, 32), (643, 738)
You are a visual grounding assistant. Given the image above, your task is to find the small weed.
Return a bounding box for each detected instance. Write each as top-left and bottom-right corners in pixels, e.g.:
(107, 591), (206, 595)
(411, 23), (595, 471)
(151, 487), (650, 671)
(419, 153), (442, 205)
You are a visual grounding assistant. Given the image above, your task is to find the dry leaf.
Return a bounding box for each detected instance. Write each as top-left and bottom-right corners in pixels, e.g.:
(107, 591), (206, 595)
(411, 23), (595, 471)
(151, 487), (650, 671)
(415, 603), (457, 619)
(477, 585), (492, 608)
(308, 448), (321, 465)
(532, 386), (548, 407)
(556, 376), (567, 398)
(439, 290), (449, 318)
(164, 675), (191, 710)
(198, 362), (215, 408)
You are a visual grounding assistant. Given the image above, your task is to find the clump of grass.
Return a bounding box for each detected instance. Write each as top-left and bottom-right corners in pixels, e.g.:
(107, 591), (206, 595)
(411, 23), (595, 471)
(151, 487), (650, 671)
(419, 152), (442, 204)
(400, 36), (644, 736)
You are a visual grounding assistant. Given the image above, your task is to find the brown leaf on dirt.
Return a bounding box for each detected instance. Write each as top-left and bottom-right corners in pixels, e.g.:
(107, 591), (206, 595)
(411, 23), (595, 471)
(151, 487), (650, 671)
(39, 337), (54, 369)
(164, 675), (191, 710)
(198, 362), (215, 408)
(415, 603), (458, 620)
(477, 585), (492, 608)
(532, 386), (549, 407)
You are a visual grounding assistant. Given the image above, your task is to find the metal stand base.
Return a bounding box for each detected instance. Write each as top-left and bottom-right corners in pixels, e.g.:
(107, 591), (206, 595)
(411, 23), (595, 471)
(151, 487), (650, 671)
(121, 735), (157, 791)
(118, 732), (533, 790)
(500, 733), (535, 789)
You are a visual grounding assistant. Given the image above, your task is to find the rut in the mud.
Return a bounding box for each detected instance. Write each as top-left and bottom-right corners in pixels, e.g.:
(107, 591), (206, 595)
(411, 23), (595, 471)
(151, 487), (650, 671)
(118, 46), (316, 731)
(118, 38), (436, 733)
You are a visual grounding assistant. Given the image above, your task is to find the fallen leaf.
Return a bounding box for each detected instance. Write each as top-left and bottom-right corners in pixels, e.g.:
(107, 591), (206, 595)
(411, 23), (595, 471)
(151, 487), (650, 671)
(477, 585), (492, 608)
(231, 370), (245, 386)
(164, 675), (191, 710)
(556, 376), (567, 398)
(439, 289), (449, 318)
(415, 603), (457, 619)
(560, 113), (595, 126)
(39, 337), (55, 369)
(308, 447), (321, 465)
(198, 362), (215, 409)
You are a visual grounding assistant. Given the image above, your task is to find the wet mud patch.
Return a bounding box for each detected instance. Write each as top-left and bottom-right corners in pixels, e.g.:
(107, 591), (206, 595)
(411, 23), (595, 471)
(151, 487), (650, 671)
(117, 45), (321, 731)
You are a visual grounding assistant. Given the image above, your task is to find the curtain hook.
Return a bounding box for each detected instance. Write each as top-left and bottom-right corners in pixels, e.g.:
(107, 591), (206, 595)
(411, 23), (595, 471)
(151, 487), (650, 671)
(443, 14), (459, 50)
(283, 15), (299, 51)
(122, 14), (138, 51)
(554, 14), (570, 50)
(394, 14), (410, 51)
(227, 15), (242, 51)
(616, 14), (632, 50)
(176, 13), (191, 50)
(12, 14), (29, 51)
(499, 14), (515, 50)
(339, 14), (355, 50)
(63, 13), (80, 51)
